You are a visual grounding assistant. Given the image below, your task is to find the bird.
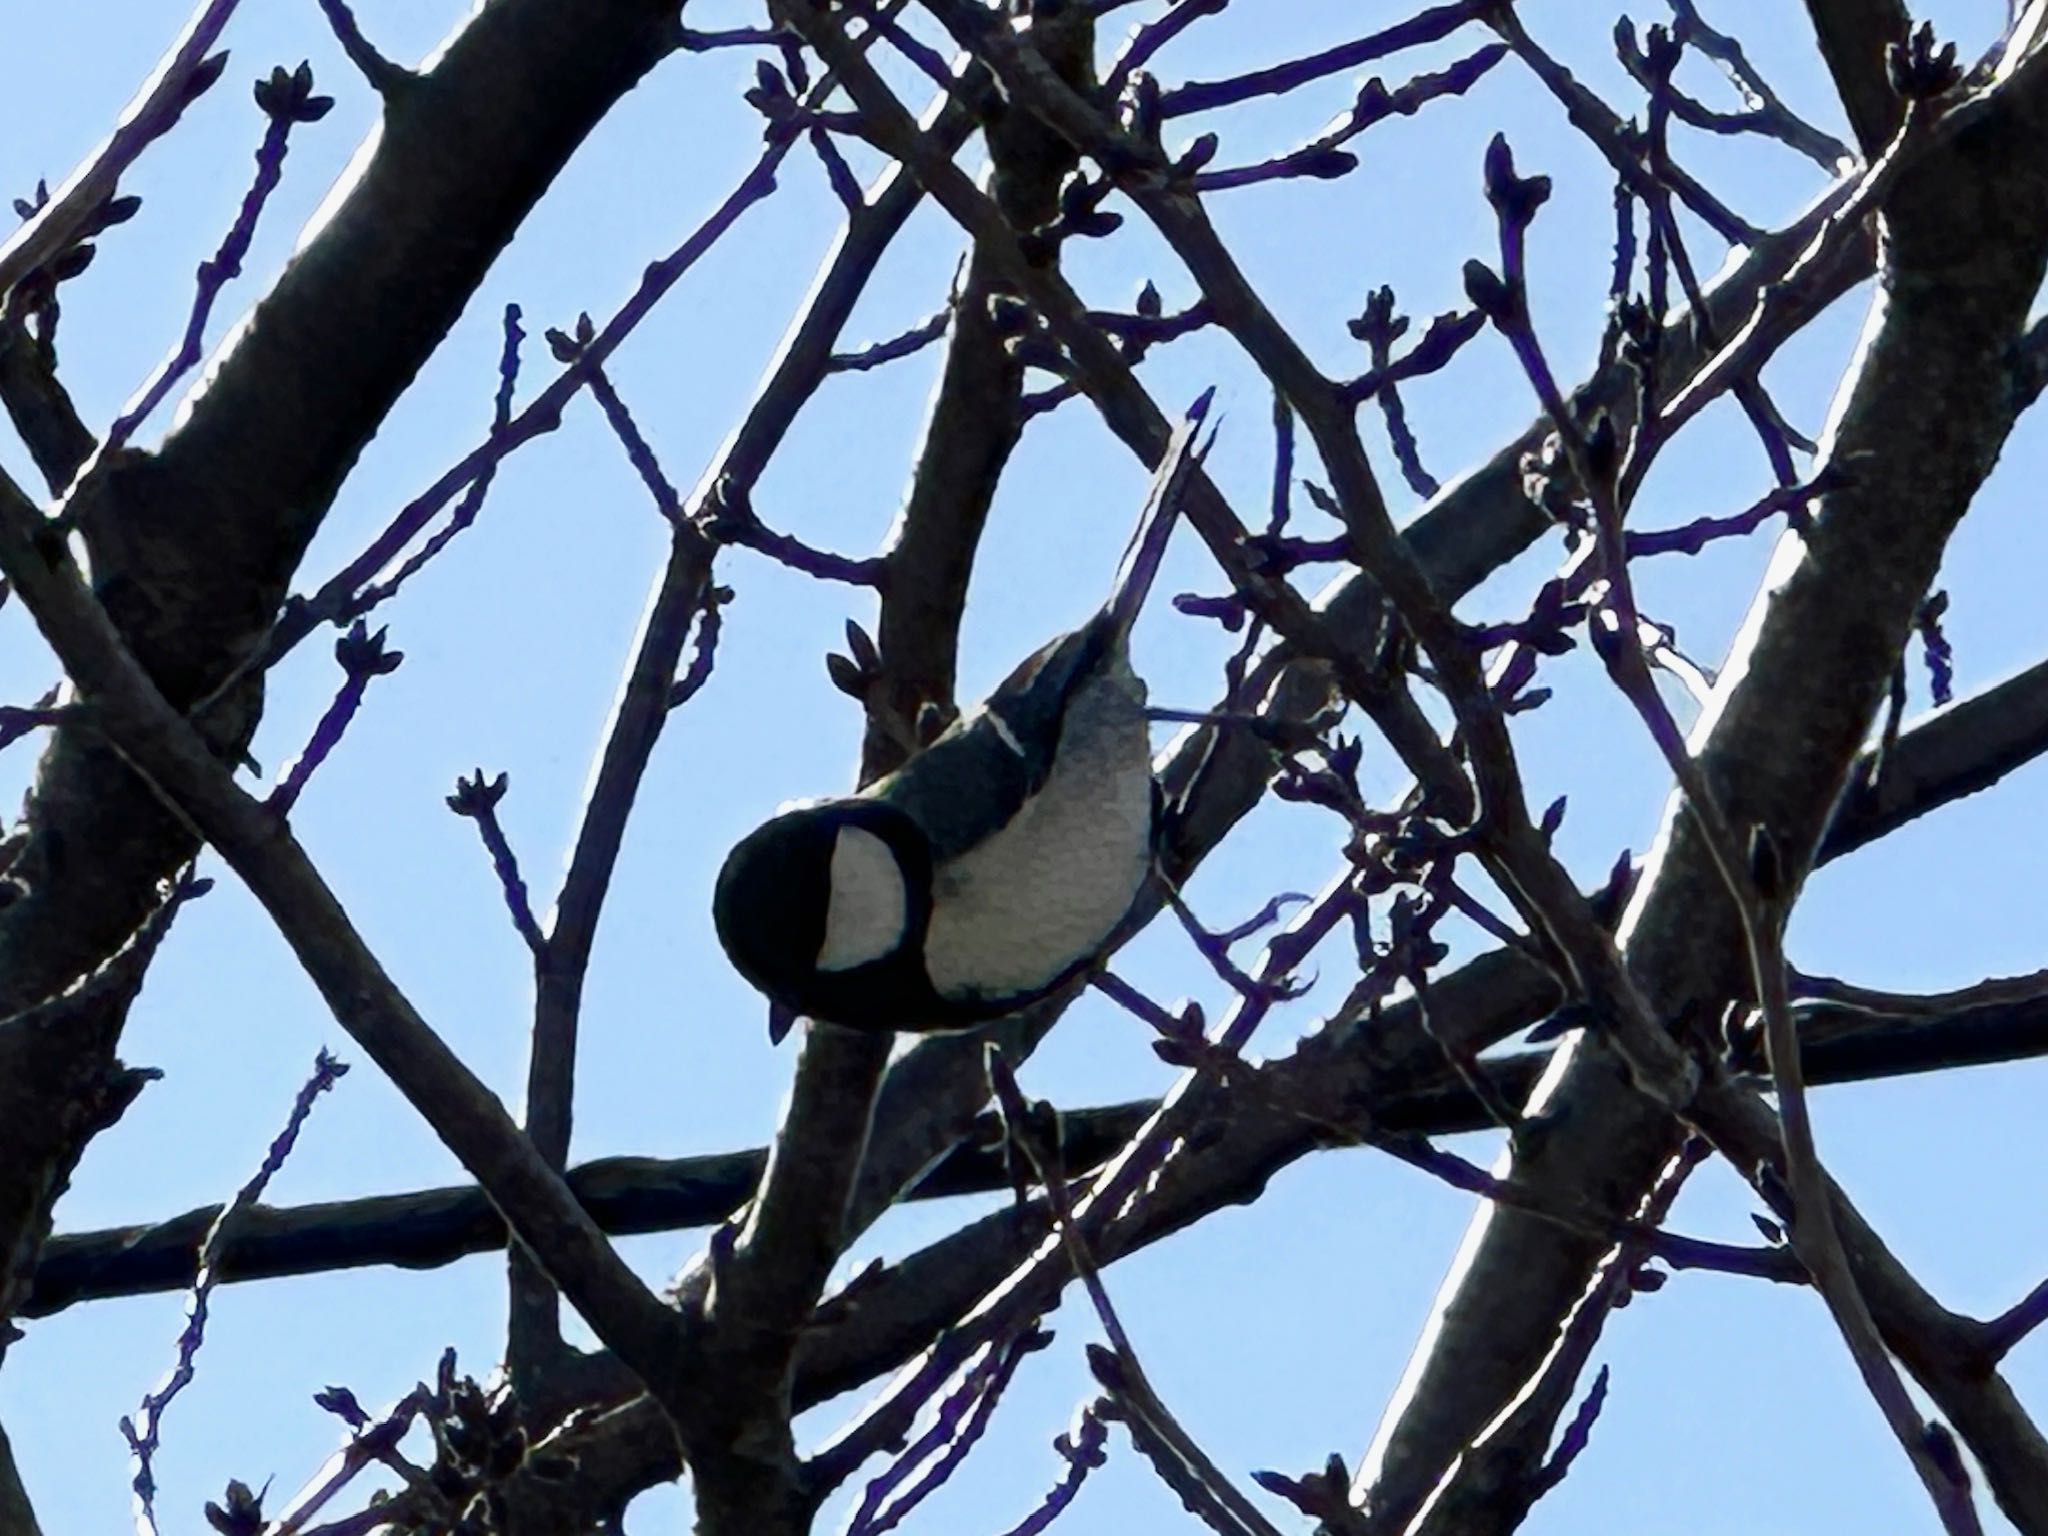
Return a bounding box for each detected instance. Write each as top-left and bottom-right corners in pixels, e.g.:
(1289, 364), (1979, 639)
(714, 392), (1213, 1036)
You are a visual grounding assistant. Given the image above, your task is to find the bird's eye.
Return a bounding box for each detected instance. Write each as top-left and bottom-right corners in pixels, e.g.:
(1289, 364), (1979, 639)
(815, 825), (908, 973)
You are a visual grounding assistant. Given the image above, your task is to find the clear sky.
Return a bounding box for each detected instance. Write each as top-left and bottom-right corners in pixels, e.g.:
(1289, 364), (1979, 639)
(1, 1), (2044, 1532)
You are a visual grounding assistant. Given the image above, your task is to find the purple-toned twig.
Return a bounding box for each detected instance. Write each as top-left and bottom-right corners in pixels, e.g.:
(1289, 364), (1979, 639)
(0, 0), (237, 299)
(1525, 1364), (1610, 1497)
(1023, 296), (1214, 417)
(1185, 141), (1357, 194)
(1091, 969), (1200, 1042)
(5, 183), (142, 361)
(992, 1400), (1113, 1536)
(1658, 104), (1926, 434)
(265, 1385), (431, 1536)
(446, 771), (545, 959)
(1255, 484), (1358, 570)
(1342, 298), (1487, 424)
(1916, 590), (1955, 706)
(1609, 181), (1638, 305)
(845, 1324), (1051, 1535)
(122, 1050), (349, 1535)
(340, 304), (528, 618)
(1622, 24), (1806, 492)
(705, 479), (885, 585)
(811, 124), (868, 212)
(1345, 288), (1468, 497)
(1250, 1456), (1357, 1530)
(1356, 884), (1456, 1029)
(842, 0), (956, 94)
(1091, 291), (1210, 346)
(668, 583), (733, 708)
(1470, 134), (1685, 753)
(1475, 122), (1984, 1532)
(1485, 4), (1757, 244)
(988, 1050), (1285, 1536)
(1104, 0), (1229, 100)
(1271, 733), (1373, 823)
(267, 622), (403, 817)
(1441, 874), (1530, 952)
(1648, 2), (1851, 168)
(261, 133), (795, 667)
(1160, 0), (1483, 117)
(745, 60), (875, 143)
(1478, 472), (1828, 728)
(1466, 574), (1588, 656)
(1475, 135), (1731, 804)
(1188, 46), (1507, 194)
(1087, 1347), (1283, 1536)
(105, 63), (333, 452)
(1624, 471), (1836, 557)
(558, 327), (684, 523)
(829, 308), (950, 372)
(1165, 884), (1315, 1005)
(1266, 386), (1294, 532)
(1218, 891), (1312, 947)
(313, 0), (406, 93)
(1170, 590), (1253, 631)
(817, 881), (1358, 1480)
(1372, 1131), (1799, 1281)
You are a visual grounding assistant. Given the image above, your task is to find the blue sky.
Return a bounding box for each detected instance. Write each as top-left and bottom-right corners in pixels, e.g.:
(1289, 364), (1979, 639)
(1, 1), (2044, 1531)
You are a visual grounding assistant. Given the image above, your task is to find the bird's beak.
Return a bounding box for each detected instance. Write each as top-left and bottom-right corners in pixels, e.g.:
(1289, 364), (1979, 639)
(768, 1002), (801, 1045)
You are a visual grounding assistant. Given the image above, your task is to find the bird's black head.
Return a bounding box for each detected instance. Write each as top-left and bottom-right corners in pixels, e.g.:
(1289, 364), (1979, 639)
(712, 798), (938, 1030)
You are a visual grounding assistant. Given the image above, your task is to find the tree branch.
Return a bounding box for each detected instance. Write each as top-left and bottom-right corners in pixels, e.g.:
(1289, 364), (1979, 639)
(1804, 0), (1912, 155)
(0, 0), (685, 1356)
(1371, 53), (2048, 1531)
(0, 323), (94, 494)
(0, 470), (694, 1430)
(675, 17), (1092, 1531)
(507, 535), (716, 1389)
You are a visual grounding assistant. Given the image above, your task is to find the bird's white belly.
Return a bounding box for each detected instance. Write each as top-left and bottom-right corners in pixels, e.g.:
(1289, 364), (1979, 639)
(922, 665), (1152, 1003)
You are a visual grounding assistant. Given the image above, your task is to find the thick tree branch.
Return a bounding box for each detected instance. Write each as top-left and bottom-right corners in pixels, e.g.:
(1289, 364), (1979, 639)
(507, 538), (715, 1389)
(338, 128), (1926, 1531)
(34, 978), (2048, 1315)
(849, 6), (2048, 1526)
(0, 1417), (40, 1536)
(1824, 657), (2048, 858)
(35, 631), (2048, 1314)
(1370, 59), (2048, 1533)
(1804, 0), (1912, 155)
(0, 0), (684, 1356)
(506, 28), (983, 1402)
(833, 101), (1880, 1275)
(0, 472), (695, 1430)
(0, 0), (238, 301)
(675, 20), (1092, 1532)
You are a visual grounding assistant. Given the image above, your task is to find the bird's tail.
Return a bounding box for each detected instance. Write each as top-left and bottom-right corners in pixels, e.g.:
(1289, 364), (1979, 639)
(1102, 388), (1216, 641)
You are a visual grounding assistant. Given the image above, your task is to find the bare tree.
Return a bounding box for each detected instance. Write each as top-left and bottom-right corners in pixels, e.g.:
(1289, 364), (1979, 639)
(3, 0), (2048, 1533)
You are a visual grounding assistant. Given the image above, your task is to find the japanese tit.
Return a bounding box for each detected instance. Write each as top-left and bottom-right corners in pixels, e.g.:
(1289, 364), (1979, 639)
(714, 395), (1212, 1035)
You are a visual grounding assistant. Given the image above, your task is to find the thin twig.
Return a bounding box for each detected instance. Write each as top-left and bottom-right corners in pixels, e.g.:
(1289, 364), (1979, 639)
(122, 1050), (349, 1535)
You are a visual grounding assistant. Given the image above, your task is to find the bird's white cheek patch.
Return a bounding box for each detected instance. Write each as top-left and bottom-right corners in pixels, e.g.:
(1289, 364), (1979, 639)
(816, 826), (908, 973)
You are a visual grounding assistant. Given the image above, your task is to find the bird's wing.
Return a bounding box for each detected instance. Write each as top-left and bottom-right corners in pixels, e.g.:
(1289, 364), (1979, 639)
(872, 628), (1088, 863)
(866, 390), (1214, 865)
